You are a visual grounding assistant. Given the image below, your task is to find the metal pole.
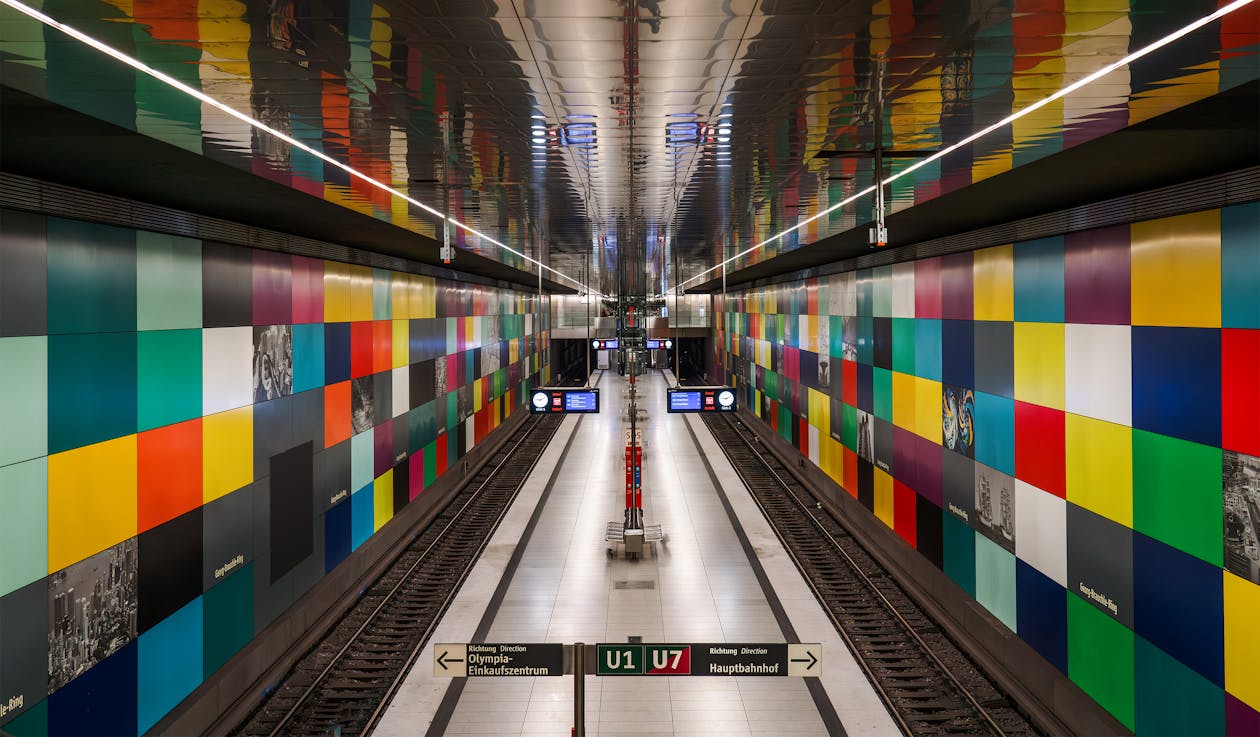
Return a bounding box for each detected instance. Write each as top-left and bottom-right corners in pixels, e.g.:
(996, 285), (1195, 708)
(585, 253), (591, 384)
(721, 262), (727, 385)
(538, 253), (543, 383)
(573, 642), (585, 737)
(673, 249), (679, 381)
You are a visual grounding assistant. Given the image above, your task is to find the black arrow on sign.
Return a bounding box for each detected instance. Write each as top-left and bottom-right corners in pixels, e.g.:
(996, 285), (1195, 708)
(790, 651), (819, 670)
(437, 651), (464, 671)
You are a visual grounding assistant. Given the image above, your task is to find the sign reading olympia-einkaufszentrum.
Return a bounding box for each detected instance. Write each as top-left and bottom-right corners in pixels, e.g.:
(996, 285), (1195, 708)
(433, 643), (564, 677)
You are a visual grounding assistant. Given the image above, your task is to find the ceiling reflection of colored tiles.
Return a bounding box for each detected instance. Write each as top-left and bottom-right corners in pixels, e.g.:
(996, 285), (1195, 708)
(0, 1), (1256, 291)
(721, 0), (1259, 273)
(0, 0), (534, 272)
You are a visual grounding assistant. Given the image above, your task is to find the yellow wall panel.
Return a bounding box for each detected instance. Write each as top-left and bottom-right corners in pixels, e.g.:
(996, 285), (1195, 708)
(391, 274), (411, 319)
(827, 435), (844, 485)
(392, 320), (409, 368)
(1013, 322), (1065, 410)
(374, 470), (393, 532)
(812, 388), (830, 434)
(1065, 413), (1132, 527)
(323, 261), (352, 322)
(48, 436), (137, 574)
(1225, 571), (1260, 711)
(1131, 210), (1221, 327)
(203, 406), (254, 504)
(973, 244), (1014, 321)
(349, 264), (374, 322)
(418, 275), (438, 318)
(474, 378), (483, 412)
(874, 467), (894, 528)
(892, 371), (916, 432)
(914, 377), (942, 441)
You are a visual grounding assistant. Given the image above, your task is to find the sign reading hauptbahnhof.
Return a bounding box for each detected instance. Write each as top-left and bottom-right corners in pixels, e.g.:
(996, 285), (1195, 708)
(596, 643), (819, 677)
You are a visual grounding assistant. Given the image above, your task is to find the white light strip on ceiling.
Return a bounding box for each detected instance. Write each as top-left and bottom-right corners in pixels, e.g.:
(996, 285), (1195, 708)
(675, 0), (1256, 294)
(0, 0), (597, 295)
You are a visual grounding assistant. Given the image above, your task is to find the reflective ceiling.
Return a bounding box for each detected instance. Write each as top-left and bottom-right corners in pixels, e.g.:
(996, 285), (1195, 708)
(0, 0), (1256, 298)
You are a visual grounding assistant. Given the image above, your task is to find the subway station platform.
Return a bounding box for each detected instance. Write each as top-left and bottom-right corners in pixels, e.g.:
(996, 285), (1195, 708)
(374, 370), (898, 737)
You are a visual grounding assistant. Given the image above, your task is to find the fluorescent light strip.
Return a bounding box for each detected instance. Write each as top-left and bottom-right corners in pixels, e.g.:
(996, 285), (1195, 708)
(677, 0), (1255, 293)
(0, 0), (595, 295)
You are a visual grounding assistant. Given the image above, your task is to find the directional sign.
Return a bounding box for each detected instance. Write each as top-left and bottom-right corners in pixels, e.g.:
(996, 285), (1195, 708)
(595, 643), (819, 677)
(788, 643), (821, 677)
(435, 643), (564, 677)
(434, 643), (467, 677)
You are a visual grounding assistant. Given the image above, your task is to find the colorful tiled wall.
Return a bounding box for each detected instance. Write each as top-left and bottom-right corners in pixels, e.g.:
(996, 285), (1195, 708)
(0, 208), (549, 735)
(719, 202), (1260, 734)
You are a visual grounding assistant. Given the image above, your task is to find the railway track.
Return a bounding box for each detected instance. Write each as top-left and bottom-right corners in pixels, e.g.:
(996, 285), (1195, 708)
(702, 413), (1040, 737)
(232, 413), (564, 737)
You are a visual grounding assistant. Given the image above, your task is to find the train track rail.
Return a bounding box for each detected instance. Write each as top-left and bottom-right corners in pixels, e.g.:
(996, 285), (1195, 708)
(702, 413), (1040, 737)
(232, 414), (564, 737)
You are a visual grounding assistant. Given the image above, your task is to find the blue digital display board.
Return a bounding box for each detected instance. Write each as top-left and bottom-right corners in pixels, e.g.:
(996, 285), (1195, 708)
(530, 388), (601, 414)
(564, 391), (599, 412)
(645, 339), (673, 350)
(668, 390), (703, 412)
(666, 387), (737, 413)
(591, 339), (619, 350)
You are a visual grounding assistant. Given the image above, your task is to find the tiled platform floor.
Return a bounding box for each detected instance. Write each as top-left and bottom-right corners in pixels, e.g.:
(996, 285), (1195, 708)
(375, 371), (897, 737)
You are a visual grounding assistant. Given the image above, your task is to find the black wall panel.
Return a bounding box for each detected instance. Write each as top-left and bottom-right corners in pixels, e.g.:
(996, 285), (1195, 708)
(411, 359), (436, 407)
(0, 208), (47, 336)
(392, 459), (409, 515)
(138, 508), (203, 633)
(269, 442), (313, 584)
(916, 495), (945, 570)
(201, 241), (252, 327)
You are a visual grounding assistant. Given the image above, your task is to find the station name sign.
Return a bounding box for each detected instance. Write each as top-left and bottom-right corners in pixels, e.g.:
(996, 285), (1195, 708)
(666, 387), (737, 413)
(529, 387), (600, 414)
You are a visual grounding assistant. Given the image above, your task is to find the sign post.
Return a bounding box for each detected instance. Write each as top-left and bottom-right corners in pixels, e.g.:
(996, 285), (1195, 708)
(435, 641), (819, 735)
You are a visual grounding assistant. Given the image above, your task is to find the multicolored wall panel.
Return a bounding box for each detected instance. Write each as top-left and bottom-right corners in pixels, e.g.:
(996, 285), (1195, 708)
(0, 208), (549, 735)
(720, 201), (1260, 735)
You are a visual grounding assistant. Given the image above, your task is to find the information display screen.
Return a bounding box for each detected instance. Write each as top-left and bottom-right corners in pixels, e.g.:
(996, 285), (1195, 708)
(563, 391), (599, 412)
(668, 390), (702, 412)
(644, 339), (673, 350)
(530, 388), (601, 414)
(591, 339), (619, 350)
(666, 387), (737, 413)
